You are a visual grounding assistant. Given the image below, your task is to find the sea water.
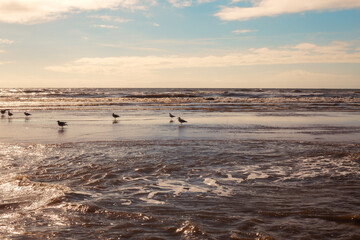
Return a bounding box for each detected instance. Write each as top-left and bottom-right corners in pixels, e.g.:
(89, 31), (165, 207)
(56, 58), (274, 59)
(0, 88), (359, 239)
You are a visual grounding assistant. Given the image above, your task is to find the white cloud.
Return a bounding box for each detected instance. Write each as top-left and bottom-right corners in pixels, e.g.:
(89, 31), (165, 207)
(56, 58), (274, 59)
(90, 15), (132, 23)
(216, 0), (360, 21)
(232, 29), (256, 34)
(93, 24), (119, 29)
(0, 38), (14, 44)
(197, 0), (215, 3)
(0, 0), (149, 24)
(152, 22), (160, 27)
(168, 0), (192, 8)
(100, 43), (167, 52)
(45, 41), (360, 75)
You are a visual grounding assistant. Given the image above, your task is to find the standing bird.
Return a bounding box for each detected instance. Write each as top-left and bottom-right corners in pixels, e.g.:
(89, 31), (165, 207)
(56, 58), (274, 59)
(24, 112), (31, 116)
(178, 117), (187, 124)
(112, 113), (120, 119)
(57, 121), (67, 128)
(8, 111), (13, 117)
(1, 109), (7, 115)
(169, 113), (175, 118)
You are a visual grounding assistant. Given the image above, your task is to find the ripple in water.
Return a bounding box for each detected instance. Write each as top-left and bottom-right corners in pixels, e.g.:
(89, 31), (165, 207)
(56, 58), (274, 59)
(1, 140), (360, 239)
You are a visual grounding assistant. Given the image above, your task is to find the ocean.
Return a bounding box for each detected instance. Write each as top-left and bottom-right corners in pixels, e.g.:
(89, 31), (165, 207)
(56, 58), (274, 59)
(0, 88), (359, 239)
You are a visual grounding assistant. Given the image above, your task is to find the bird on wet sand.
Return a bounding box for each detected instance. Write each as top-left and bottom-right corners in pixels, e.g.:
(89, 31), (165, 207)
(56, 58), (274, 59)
(1, 109), (7, 115)
(24, 112), (31, 116)
(169, 113), (175, 118)
(8, 111), (13, 117)
(112, 113), (120, 119)
(178, 117), (187, 124)
(57, 121), (67, 128)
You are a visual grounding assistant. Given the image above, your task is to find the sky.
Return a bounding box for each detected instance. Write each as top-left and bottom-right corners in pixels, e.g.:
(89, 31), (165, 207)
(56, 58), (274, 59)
(0, 0), (360, 88)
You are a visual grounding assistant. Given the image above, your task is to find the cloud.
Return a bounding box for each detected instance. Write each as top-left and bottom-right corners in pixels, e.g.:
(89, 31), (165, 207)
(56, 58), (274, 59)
(90, 15), (132, 23)
(0, 38), (14, 44)
(100, 43), (167, 52)
(232, 29), (257, 34)
(216, 0), (360, 21)
(45, 41), (360, 75)
(0, 0), (149, 24)
(167, 0), (192, 8)
(92, 24), (119, 29)
(197, 0), (215, 3)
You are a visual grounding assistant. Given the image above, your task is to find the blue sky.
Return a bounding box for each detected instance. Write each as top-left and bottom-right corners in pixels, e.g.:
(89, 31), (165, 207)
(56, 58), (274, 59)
(0, 0), (359, 88)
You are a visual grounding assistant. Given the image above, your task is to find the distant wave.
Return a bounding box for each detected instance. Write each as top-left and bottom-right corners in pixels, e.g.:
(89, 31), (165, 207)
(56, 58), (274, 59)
(1, 88), (359, 112)
(125, 93), (199, 98)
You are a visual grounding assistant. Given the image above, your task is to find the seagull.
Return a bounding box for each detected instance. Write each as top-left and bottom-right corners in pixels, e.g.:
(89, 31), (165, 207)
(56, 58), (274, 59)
(24, 112), (31, 116)
(8, 111), (13, 117)
(57, 121), (67, 128)
(112, 113), (120, 119)
(178, 117), (187, 124)
(169, 113), (175, 118)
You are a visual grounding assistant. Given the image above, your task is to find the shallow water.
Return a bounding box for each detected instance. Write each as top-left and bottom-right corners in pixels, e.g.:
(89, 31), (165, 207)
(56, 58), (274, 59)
(1, 140), (359, 239)
(1, 89), (360, 239)
(1, 111), (360, 143)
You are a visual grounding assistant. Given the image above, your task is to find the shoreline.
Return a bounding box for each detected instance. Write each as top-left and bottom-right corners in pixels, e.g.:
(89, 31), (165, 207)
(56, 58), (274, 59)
(1, 110), (360, 144)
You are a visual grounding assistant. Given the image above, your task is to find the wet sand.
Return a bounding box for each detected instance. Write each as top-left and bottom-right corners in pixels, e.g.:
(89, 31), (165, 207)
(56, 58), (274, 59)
(1, 110), (360, 144)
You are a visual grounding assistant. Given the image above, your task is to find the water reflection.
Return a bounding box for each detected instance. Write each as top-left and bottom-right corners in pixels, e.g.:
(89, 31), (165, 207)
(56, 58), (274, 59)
(178, 125), (186, 138)
(58, 128), (66, 135)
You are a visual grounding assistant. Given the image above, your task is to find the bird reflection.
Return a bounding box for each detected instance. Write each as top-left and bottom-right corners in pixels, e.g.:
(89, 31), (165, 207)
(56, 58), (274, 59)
(58, 128), (66, 135)
(113, 119), (118, 124)
(178, 124), (186, 137)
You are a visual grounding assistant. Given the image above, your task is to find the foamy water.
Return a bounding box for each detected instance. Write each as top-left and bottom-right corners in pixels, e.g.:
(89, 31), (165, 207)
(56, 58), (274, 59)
(1, 88), (359, 112)
(1, 89), (360, 239)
